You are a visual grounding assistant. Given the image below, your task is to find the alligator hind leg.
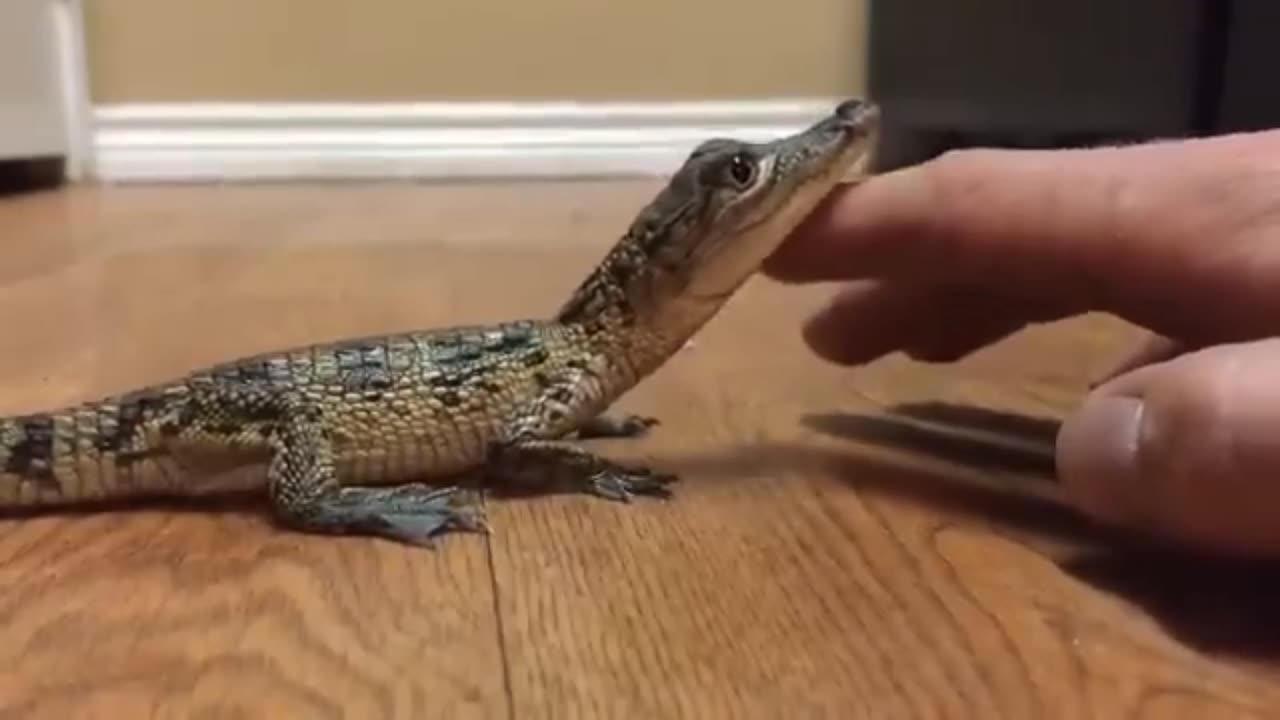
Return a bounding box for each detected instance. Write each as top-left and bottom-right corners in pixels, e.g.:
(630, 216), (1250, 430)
(492, 379), (673, 499)
(266, 412), (488, 545)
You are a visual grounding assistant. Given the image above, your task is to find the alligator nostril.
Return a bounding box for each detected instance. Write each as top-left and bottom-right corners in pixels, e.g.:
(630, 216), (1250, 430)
(835, 99), (863, 119)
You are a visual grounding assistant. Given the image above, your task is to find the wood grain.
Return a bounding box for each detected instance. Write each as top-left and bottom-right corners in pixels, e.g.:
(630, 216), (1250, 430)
(2, 182), (1279, 718)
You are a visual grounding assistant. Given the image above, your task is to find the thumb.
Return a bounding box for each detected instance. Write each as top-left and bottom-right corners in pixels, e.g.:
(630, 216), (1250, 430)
(1057, 338), (1280, 557)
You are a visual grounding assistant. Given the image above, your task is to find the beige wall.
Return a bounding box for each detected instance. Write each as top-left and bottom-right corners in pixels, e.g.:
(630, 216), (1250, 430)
(84, 0), (865, 103)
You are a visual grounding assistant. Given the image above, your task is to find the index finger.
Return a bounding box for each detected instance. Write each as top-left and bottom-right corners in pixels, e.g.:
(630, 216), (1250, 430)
(765, 144), (1136, 284)
(762, 131), (1280, 343)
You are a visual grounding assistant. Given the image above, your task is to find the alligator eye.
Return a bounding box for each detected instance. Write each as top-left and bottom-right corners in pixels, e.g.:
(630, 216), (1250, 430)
(726, 153), (756, 187)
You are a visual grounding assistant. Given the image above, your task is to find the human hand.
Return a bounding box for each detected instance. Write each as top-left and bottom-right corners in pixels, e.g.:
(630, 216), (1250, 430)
(764, 130), (1280, 556)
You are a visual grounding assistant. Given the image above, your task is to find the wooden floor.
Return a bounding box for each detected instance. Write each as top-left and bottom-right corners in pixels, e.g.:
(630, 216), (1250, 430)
(2, 181), (1280, 718)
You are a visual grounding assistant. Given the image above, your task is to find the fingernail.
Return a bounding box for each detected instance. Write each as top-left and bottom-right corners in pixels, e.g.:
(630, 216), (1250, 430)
(1056, 395), (1146, 524)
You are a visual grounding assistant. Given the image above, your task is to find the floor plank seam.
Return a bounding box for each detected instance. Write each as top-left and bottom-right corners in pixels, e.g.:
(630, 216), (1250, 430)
(483, 493), (518, 720)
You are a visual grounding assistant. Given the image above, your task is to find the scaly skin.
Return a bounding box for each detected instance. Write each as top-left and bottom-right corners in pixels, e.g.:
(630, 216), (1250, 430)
(0, 98), (880, 545)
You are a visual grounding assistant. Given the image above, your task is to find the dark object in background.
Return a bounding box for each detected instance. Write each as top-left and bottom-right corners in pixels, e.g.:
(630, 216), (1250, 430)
(0, 157), (66, 197)
(865, 0), (1276, 171)
(1216, 2), (1280, 134)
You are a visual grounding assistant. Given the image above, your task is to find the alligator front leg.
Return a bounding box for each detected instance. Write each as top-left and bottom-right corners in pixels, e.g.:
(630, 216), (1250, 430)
(487, 438), (676, 501)
(574, 413), (660, 439)
(489, 377), (676, 499)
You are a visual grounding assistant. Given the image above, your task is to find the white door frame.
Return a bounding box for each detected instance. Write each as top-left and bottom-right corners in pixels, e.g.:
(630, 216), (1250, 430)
(51, 0), (93, 180)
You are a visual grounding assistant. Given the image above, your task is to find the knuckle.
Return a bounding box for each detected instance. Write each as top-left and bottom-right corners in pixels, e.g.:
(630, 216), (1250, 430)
(921, 148), (1009, 218)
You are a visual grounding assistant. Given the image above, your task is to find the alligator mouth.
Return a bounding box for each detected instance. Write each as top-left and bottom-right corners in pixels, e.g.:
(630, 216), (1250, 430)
(840, 149), (875, 183)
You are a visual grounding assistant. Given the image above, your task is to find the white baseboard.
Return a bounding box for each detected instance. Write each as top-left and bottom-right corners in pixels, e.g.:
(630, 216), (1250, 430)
(89, 99), (842, 183)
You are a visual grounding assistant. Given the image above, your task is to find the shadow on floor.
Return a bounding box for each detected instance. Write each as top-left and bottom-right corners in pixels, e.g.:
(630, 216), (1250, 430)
(803, 403), (1060, 480)
(630, 407), (1111, 553)
(1063, 549), (1280, 662)
(795, 401), (1082, 539)
(795, 399), (1280, 663)
(887, 400), (1063, 447)
(0, 490), (265, 521)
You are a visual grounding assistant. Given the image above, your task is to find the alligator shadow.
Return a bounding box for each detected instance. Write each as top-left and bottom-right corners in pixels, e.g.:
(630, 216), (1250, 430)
(0, 490), (265, 521)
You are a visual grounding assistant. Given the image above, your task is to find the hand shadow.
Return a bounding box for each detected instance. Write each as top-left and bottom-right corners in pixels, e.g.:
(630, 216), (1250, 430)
(799, 403), (1121, 553)
(804, 401), (1062, 481)
(805, 400), (1280, 663)
(1063, 549), (1280, 662)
